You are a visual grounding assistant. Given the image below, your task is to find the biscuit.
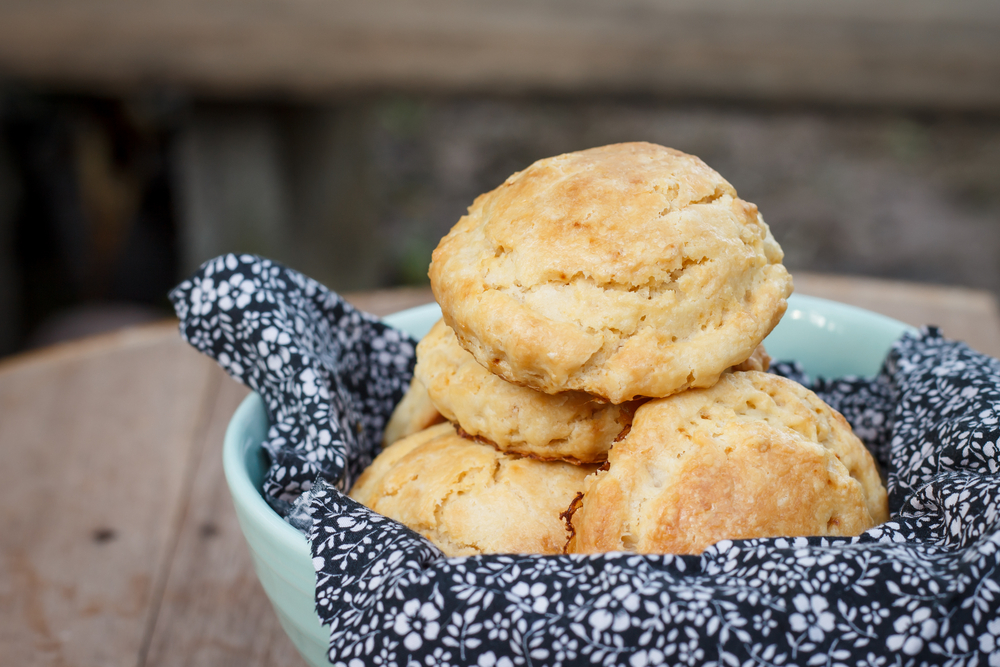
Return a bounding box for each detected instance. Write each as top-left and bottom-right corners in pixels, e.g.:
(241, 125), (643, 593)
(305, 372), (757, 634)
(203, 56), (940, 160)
(350, 422), (598, 557)
(382, 375), (444, 446)
(415, 319), (640, 463)
(732, 343), (771, 373)
(429, 142), (793, 403)
(567, 371), (888, 555)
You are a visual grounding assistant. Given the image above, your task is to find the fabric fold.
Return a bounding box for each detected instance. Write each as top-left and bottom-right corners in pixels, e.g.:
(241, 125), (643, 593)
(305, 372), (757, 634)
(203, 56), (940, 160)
(170, 253), (416, 514)
(173, 256), (1000, 667)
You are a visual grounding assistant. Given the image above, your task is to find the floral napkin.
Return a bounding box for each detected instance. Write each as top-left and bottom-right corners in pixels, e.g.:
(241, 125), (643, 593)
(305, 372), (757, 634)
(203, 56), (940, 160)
(173, 254), (1000, 667)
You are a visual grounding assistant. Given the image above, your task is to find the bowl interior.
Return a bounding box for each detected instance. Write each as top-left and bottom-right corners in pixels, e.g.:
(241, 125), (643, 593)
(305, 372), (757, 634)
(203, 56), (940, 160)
(222, 293), (915, 667)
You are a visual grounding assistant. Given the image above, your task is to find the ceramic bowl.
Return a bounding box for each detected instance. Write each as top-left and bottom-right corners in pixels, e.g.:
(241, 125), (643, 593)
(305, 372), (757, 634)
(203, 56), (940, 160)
(222, 294), (914, 667)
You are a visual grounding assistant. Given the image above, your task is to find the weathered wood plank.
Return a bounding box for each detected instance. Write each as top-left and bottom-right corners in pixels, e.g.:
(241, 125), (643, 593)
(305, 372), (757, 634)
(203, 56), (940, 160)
(0, 323), (218, 666)
(0, 0), (997, 108)
(142, 371), (307, 667)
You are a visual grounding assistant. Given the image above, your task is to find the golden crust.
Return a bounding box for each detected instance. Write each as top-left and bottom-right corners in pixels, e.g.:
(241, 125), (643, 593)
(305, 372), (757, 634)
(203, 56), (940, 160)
(382, 375), (444, 446)
(731, 343), (771, 373)
(350, 423), (598, 557)
(568, 371), (889, 555)
(429, 142), (793, 403)
(415, 319), (639, 463)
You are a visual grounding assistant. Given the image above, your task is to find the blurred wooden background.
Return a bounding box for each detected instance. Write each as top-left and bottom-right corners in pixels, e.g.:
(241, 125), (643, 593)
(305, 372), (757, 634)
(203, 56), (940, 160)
(2, 0), (999, 106)
(0, 0), (999, 356)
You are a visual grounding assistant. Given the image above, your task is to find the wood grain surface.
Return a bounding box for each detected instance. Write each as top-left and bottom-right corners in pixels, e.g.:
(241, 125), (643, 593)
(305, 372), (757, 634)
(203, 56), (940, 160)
(0, 326), (219, 666)
(141, 376), (309, 667)
(1, 276), (998, 666)
(0, 0), (998, 108)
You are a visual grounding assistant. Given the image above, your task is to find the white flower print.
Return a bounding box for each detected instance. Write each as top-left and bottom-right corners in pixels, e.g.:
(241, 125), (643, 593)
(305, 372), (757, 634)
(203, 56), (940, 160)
(673, 633), (705, 666)
(979, 617), (1000, 663)
(855, 652), (888, 667)
(509, 581), (550, 614)
(550, 629), (579, 663)
(790, 594), (836, 642)
(189, 277), (218, 317)
(859, 601), (890, 628)
(824, 561), (854, 586)
(393, 600), (442, 651)
(423, 646), (453, 666)
(886, 608), (938, 655)
(628, 648), (664, 666)
(476, 651), (514, 667)
(370, 644), (397, 666)
(484, 612), (511, 642)
(752, 608), (778, 637)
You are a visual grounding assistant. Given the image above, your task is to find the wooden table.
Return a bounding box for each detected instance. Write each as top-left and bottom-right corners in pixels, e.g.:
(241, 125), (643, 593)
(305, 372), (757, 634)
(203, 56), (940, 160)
(3, 275), (1000, 667)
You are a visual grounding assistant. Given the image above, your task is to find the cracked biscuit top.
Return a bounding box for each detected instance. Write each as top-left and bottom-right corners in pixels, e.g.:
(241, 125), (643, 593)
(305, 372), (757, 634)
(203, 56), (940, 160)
(567, 371), (889, 555)
(349, 422), (597, 557)
(429, 142), (793, 403)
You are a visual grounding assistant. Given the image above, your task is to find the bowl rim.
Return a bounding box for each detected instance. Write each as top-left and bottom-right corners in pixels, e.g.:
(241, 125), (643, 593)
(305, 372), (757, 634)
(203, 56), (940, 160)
(221, 301), (451, 563)
(223, 391), (309, 555)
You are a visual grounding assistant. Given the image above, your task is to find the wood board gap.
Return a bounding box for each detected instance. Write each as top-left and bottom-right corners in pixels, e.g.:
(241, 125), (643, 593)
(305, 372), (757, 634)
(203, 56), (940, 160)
(135, 366), (225, 667)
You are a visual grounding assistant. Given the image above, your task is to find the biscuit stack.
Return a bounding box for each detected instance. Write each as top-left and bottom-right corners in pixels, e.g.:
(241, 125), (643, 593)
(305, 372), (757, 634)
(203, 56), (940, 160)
(350, 142), (889, 557)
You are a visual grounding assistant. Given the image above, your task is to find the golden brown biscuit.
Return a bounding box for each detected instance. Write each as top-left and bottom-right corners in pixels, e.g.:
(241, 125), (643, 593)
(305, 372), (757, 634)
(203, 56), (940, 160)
(732, 343), (771, 373)
(568, 371), (888, 555)
(415, 319), (639, 463)
(382, 375), (444, 446)
(350, 422), (598, 557)
(429, 142), (793, 403)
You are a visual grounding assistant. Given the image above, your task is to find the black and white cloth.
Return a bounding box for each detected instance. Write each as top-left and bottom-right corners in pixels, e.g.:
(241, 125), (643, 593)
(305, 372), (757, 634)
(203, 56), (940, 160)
(173, 254), (1000, 667)
(170, 254), (415, 515)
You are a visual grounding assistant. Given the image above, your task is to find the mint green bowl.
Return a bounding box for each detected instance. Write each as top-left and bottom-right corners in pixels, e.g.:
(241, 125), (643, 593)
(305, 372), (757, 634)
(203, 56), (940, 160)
(222, 294), (915, 667)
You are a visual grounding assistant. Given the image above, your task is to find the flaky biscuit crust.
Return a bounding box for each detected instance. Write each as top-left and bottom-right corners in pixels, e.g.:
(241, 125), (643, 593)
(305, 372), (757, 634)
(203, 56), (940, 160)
(350, 423), (597, 557)
(430, 142), (792, 403)
(381, 375), (444, 446)
(415, 319), (639, 463)
(568, 372), (889, 555)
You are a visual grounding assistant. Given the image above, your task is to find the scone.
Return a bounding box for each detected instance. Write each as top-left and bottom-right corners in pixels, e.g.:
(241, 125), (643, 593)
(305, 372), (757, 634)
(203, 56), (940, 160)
(415, 319), (641, 463)
(732, 343), (771, 373)
(350, 422), (598, 556)
(429, 142), (793, 403)
(382, 375), (444, 446)
(567, 371), (888, 555)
